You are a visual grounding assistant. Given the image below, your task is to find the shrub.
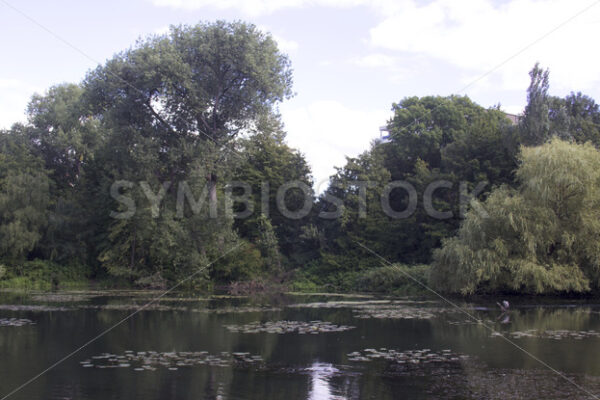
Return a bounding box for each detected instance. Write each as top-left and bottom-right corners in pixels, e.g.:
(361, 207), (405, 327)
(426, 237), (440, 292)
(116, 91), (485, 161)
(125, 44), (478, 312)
(357, 264), (431, 295)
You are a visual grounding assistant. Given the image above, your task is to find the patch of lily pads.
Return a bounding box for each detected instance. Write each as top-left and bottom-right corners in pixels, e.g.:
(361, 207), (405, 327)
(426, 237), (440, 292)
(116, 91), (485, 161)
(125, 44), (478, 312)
(346, 348), (468, 365)
(192, 306), (282, 314)
(0, 317), (35, 327)
(447, 319), (495, 326)
(352, 304), (459, 320)
(81, 351), (265, 371)
(0, 304), (70, 312)
(287, 299), (436, 309)
(30, 293), (97, 303)
(224, 320), (355, 334)
(287, 300), (454, 321)
(493, 329), (600, 340)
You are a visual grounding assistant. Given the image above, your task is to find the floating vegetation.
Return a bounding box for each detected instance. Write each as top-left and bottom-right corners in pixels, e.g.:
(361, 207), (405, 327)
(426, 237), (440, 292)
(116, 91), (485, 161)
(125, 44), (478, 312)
(193, 306), (282, 314)
(81, 351), (265, 370)
(29, 293), (97, 303)
(353, 306), (438, 320)
(287, 299), (436, 309)
(287, 300), (392, 309)
(287, 292), (374, 298)
(447, 319), (495, 326)
(0, 304), (70, 312)
(224, 320), (355, 334)
(80, 304), (188, 312)
(493, 329), (600, 340)
(347, 348), (468, 366)
(81, 304), (281, 314)
(0, 317), (35, 327)
(0, 302), (280, 314)
(287, 300), (451, 321)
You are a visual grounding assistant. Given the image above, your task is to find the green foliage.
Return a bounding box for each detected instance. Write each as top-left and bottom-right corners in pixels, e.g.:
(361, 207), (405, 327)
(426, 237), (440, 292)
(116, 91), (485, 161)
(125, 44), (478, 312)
(5, 28), (600, 302)
(521, 63), (551, 146)
(212, 241), (263, 282)
(431, 139), (600, 294)
(256, 214), (282, 273)
(233, 120), (314, 265)
(0, 259), (90, 290)
(0, 21), (298, 287)
(290, 275), (322, 293)
(357, 264), (431, 295)
(319, 95), (516, 268)
(0, 129), (52, 263)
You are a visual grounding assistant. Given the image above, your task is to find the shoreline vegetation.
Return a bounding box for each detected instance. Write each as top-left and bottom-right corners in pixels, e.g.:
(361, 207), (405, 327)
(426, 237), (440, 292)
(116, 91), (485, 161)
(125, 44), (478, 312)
(2, 22), (600, 297)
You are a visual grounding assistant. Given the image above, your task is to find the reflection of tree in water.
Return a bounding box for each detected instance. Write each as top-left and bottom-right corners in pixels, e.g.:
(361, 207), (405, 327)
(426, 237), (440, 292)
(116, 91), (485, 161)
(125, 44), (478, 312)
(430, 359), (600, 400)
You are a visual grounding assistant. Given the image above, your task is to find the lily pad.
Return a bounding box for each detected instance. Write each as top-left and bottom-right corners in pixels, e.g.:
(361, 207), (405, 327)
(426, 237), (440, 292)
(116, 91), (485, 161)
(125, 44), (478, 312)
(0, 317), (35, 327)
(82, 350), (265, 370)
(224, 320), (355, 334)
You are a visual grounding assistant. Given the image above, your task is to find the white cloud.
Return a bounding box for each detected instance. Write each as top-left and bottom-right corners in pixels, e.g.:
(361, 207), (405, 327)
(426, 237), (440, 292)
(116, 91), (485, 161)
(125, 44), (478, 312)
(351, 53), (396, 68)
(149, 0), (400, 16)
(0, 80), (40, 129)
(272, 34), (299, 53)
(255, 24), (299, 54)
(368, 0), (600, 93)
(154, 25), (171, 35)
(280, 100), (390, 190)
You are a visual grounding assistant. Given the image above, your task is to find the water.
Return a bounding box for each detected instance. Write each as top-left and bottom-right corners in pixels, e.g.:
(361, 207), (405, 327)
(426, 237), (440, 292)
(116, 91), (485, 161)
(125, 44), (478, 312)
(1, 291), (600, 399)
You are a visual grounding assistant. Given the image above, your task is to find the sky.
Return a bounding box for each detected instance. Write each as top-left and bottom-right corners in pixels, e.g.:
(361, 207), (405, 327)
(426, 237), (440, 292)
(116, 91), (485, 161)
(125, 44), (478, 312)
(1, 0), (600, 189)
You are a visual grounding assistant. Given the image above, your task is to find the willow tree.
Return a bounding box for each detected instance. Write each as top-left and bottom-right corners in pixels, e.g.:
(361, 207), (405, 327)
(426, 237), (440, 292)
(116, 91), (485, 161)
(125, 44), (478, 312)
(431, 138), (600, 294)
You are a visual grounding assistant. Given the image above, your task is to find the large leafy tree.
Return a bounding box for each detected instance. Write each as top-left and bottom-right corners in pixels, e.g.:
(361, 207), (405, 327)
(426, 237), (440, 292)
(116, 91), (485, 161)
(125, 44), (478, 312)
(23, 84), (103, 266)
(80, 21), (293, 282)
(318, 95), (516, 272)
(431, 138), (600, 294)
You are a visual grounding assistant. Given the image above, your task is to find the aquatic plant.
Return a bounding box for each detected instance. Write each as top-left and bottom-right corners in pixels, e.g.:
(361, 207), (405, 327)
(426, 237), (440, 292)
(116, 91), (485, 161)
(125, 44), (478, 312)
(224, 320), (355, 334)
(347, 348), (467, 365)
(81, 351), (264, 371)
(0, 317), (35, 327)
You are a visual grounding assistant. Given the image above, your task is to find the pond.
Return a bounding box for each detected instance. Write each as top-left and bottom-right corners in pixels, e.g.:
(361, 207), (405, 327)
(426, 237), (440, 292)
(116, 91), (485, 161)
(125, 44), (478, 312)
(1, 291), (600, 399)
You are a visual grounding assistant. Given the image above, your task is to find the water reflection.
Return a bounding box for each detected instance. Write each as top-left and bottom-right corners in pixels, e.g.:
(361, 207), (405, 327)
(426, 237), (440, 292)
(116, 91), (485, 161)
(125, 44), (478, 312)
(2, 293), (600, 399)
(307, 363), (345, 400)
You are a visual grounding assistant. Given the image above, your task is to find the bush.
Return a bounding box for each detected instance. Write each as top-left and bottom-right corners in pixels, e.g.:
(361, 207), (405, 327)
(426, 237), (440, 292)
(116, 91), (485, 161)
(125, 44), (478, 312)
(0, 259), (90, 289)
(356, 264), (431, 295)
(431, 139), (600, 295)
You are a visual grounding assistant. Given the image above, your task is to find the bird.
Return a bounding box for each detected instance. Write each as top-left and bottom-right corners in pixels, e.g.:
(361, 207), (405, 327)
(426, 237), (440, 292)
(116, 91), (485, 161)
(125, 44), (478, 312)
(496, 300), (510, 312)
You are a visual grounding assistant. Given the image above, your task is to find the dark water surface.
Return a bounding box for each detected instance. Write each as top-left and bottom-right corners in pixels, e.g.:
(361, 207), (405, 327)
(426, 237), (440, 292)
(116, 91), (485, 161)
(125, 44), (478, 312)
(1, 291), (600, 399)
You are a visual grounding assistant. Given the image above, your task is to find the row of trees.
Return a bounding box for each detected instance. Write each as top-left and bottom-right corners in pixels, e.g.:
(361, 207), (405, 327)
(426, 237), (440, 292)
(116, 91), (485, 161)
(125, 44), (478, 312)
(302, 64), (600, 294)
(0, 21), (314, 288)
(2, 20), (600, 294)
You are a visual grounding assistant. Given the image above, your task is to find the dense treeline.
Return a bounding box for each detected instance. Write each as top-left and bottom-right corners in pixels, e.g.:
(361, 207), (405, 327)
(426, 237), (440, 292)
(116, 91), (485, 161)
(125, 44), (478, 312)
(301, 63), (600, 294)
(0, 21), (313, 289)
(2, 22), (600, 294)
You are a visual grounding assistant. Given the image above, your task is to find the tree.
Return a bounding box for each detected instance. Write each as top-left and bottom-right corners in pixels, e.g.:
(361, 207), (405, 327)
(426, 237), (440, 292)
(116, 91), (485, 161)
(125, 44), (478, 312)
(0, 128), (52, 263)
(84, 21), (292, 201)
(80, 21), (293, 282)
(431, 138), (600, 294)
(318, 95), (516, 269)
(233, 116), (314, 265)
(521, 63), (551, 146)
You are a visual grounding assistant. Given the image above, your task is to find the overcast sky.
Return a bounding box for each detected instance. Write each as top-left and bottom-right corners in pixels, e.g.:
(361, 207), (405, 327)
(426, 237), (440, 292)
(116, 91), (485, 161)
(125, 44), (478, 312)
(1, 0), (600, 188)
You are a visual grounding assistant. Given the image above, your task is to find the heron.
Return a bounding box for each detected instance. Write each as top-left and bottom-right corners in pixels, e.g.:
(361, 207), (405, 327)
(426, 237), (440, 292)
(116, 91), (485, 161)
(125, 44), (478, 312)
(496, 300), (510, 312)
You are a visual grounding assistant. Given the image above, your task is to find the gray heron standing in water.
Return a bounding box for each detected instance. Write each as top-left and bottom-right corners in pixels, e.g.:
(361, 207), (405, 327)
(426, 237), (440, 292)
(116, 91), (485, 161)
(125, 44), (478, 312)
(496, 300), (510, 312)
